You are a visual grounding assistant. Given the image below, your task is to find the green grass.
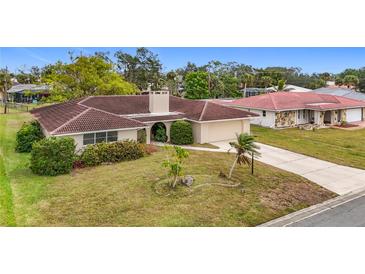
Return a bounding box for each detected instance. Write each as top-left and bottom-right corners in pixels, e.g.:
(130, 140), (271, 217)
(0, 112), (336, 226)
(187, 143), (219, 149)
(252, 125), (365, 170)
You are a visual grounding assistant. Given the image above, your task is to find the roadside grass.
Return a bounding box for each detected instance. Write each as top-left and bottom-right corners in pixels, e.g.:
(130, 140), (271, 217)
(0, 112), (336, 226)
(252, 125), (365, 170)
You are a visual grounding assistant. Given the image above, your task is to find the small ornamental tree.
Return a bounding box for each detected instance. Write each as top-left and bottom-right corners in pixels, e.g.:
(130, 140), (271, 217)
(170, 121), (193, 145)
(15, 120), (44, 152)
(30, 137), (76, 176)
(162, 146), (189, 188)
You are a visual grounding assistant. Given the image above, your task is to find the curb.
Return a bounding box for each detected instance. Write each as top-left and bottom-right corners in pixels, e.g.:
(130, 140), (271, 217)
(258, 186), (365, 227)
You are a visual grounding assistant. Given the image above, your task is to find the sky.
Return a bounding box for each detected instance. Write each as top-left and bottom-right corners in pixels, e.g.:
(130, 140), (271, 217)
(1, 47), (365, 74)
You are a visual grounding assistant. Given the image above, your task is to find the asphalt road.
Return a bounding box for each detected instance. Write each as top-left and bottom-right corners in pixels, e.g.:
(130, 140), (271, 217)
(289, 195), (365, 227)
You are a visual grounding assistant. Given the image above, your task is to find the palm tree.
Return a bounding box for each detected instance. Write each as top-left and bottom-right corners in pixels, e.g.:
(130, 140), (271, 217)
(261, 76), (272, 89)
(343, 75), (359, 90)
(241, 73), (254, 96)
(227, 133), (260, 179)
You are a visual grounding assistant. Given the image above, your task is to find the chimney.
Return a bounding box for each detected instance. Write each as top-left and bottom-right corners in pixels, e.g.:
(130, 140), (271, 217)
(149, 89), (170, 113)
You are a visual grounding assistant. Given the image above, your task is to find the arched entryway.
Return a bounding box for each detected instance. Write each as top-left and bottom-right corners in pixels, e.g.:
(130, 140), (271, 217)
(151, 122), (168, 142)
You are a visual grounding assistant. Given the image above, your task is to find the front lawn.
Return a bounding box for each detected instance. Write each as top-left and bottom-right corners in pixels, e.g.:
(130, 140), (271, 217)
(252, 125), (365, 170)
(0, 112), (335, 227)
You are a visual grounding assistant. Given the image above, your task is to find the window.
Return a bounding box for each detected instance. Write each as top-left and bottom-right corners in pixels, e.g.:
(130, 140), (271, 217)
(96, 132), (107, 143)
(262, 110), (266, 117)
(83, 133), (95, 145)
(303, 110), (306, 119)
(83, 131), (118, 145)
(298, 110), (301, 119)
(107, 131), (118, 142)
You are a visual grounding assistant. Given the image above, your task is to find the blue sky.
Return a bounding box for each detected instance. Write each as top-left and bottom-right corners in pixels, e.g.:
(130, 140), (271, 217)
(1, 47), (365, 74)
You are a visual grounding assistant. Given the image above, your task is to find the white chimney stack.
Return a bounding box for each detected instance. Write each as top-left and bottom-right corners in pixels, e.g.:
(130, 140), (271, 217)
(149, 90), (170, 113)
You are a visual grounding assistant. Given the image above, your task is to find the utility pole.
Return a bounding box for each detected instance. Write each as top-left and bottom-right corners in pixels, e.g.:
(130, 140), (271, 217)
(3, 66), (9, 114)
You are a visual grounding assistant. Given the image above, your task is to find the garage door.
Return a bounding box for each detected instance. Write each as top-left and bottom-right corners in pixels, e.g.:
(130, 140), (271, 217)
(205, 120), (243, 143)
(346, 108), (362, 122)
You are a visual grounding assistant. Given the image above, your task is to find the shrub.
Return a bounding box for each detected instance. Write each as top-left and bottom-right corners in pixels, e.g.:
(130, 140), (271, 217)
(170, 120), (194, 145)
(15, 120), (44, 152)
(143, 144), (158, 155)
(30, 137), (76, 176)
(80, 140), (145, 167)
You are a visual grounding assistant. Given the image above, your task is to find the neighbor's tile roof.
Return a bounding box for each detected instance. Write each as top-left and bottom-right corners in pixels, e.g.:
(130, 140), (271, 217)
(31, 95), (258, 135)
(227, 92), (365, 111)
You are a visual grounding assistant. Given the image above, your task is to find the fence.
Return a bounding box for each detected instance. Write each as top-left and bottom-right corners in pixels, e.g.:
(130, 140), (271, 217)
(0, 102), (33, 113)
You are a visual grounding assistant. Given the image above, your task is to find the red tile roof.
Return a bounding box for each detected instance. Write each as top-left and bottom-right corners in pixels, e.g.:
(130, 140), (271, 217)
(228, 92), (365, 111)
(31, 95), (258, 135)
(53, 108), (145, 135)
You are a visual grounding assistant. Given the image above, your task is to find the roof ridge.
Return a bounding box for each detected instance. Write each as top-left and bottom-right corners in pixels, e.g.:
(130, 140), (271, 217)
(269, 92), (278, 110)
(198, 101), (209, 121)
(51, 108), (91, 134)
(85, 106), (146, 126)
(78, 96), (92, 105)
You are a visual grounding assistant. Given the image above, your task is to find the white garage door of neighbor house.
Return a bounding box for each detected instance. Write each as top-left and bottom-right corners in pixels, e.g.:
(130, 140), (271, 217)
(346, 108), (362, 122)
(206, 121), (242, 142)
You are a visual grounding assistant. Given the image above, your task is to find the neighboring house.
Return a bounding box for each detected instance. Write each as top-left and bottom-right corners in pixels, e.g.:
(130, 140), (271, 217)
(241, 88), (267, 97)
(31, 91), (258, 151)
(266, 84), (312, 93)
(313, 87), (365, 101)
(7, 84), (50, 103)
(223, 92), (365, 128)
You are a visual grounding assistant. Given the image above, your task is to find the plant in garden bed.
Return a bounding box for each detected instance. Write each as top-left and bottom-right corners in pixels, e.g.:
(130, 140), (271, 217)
(15, 120), (44, 152)
(161, 146), (189, 188)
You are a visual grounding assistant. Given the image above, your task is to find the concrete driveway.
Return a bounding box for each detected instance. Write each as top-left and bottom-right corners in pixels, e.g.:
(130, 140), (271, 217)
(210, 141), (365, 195)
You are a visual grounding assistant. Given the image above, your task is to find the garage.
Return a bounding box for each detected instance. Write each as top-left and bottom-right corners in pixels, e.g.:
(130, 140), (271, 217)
(192, 119), (250, 143)
(346, 108), (362, 122)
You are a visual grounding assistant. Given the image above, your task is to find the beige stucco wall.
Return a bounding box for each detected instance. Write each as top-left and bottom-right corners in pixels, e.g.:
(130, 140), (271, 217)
(62, 129), (138, 152)
(192, 119), (250, 144)
(149, 91), (169, 113)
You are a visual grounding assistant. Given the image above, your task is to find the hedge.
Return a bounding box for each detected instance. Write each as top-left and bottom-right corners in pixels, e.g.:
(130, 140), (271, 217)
(170, 120), (194, 145)
(15, 120), (44, 152)
(30, 137), (76, 176)
(80, 140), (145, 167)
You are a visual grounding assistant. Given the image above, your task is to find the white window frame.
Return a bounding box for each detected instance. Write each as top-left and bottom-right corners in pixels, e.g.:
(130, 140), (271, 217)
(83, 131), (118, 146)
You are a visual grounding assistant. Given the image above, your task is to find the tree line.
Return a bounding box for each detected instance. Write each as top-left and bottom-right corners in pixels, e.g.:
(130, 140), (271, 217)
(1, 48), (365, 102)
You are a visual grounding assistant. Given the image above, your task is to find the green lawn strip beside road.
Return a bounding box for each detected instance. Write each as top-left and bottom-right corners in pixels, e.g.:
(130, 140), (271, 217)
(252, 125), (365, 170)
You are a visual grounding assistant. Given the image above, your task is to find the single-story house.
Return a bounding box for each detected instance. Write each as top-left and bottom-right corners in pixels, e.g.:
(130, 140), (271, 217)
(266, 84), (312, 93)
(223, 92), (365, 128)
(31, 91), (258, 151)
(7, 84), (50, 103)
(313, 87), (365, 101)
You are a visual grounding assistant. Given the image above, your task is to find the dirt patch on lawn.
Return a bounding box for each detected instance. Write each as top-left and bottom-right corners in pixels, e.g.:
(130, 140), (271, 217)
(259, 181), (336, 211)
